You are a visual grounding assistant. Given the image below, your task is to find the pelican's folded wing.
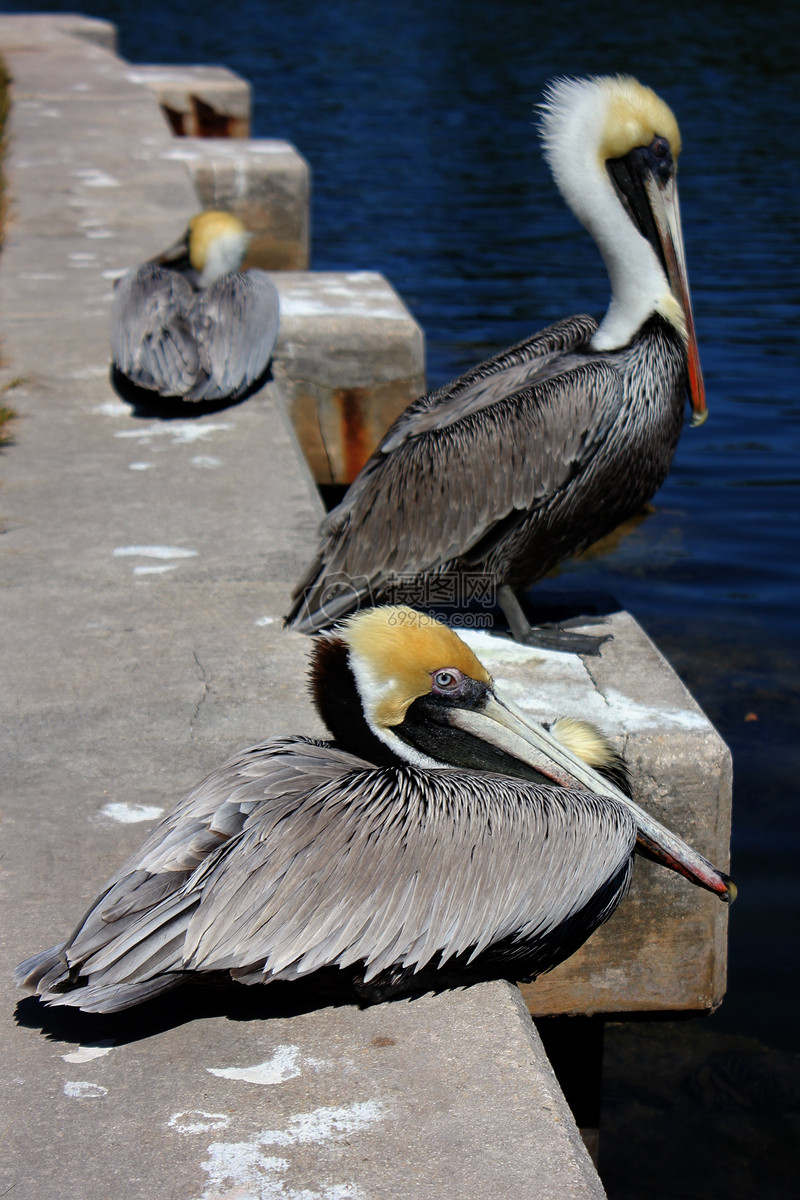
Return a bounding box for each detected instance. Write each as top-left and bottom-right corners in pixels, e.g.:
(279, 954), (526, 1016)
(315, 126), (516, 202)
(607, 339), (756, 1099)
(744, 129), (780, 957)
(183, 767), (636, 987)
(13, 738), (358, 1011)
(288, 316), (624, 630)
(110, 265), (200, 397)
(15, 739), (635, 1010)
(189, 270), (280, 401)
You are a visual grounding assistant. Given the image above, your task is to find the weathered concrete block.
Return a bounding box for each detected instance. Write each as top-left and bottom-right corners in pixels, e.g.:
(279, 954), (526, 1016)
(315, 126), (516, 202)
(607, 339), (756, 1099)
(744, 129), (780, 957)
(458, 610), (732, 1018)
(163, 137), (311, 269)
(273, 271), (426, 484)
(124, 64), (252, 137)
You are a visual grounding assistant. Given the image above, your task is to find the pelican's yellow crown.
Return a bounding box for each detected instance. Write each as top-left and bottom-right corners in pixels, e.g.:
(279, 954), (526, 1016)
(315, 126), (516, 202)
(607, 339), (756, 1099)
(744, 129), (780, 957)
(600, 75), (681, 163)
(342, 606), (492, 728)
(187, 210), (248, 274)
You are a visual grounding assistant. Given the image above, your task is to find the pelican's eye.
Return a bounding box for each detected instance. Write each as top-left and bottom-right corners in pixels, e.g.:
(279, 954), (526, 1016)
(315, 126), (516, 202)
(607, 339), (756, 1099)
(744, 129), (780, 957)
(645, 135), (674, 183)
(431, 668), (465, 694)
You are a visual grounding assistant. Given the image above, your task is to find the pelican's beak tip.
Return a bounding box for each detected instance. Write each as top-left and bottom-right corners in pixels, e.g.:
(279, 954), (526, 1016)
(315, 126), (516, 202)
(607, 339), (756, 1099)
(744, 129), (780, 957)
(690, 408), (709, 428)
(721, 875), (737, 905)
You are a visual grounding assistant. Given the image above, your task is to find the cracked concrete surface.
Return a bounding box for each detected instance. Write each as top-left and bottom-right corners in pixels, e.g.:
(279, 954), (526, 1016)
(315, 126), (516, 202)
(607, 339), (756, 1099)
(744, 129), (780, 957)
(189, 648), (211, 737)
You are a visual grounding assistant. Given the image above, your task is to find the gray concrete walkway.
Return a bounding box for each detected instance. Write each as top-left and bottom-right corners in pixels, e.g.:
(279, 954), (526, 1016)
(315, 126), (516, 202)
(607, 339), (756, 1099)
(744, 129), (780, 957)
(0, 16), (608, 1199)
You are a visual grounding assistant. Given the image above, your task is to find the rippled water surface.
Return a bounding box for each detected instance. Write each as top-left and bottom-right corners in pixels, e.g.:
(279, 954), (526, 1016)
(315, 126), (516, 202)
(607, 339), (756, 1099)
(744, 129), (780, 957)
(7, 0), (799, 1191)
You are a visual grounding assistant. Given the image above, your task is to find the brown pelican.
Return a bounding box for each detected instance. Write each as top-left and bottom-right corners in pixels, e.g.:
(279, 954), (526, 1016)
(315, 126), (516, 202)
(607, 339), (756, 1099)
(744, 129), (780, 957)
(15, 606), (732, 1014)
(110, 210), (280, 404)
(287, 76), (707, 648)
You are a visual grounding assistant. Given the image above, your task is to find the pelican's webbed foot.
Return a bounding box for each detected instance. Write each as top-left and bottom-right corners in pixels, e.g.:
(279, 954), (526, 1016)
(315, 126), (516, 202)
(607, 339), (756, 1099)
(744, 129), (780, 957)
(497, 585), (611, 656)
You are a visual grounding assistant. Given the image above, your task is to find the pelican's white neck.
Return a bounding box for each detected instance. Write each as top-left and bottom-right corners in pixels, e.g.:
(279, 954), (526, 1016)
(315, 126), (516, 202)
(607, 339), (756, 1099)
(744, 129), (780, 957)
(540, 77), (672, 351)
(344, 643), (443, 770)
(198, 227), (249, 286)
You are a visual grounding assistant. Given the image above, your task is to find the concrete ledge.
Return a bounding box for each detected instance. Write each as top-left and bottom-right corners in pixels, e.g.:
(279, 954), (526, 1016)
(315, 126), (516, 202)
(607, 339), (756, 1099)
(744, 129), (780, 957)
(0, 13), (117, 52)
(456, 614), (731, 1016)
(124, 63), (252, 137)
(4, 981), (605, 1199)
(0, 30), (420, 492)
(274, 271), (427, 484)
(163, 137), (311, 269)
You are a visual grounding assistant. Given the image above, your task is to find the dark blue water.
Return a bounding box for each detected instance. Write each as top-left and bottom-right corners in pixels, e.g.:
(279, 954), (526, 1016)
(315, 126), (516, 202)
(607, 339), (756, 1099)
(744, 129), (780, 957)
(6, 0), (799, 1189)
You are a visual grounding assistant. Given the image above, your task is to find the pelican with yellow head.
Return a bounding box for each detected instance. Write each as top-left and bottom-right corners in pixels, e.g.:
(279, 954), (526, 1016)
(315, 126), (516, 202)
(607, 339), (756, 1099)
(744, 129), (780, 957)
(111, 210), (279, 404)
(16, 606), (732, 1013)
(288, 76), (707, 650)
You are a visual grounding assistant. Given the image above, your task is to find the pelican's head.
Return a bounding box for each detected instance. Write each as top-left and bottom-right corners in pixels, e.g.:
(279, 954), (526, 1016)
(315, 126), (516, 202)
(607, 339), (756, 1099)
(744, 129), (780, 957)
(310, 605), (733, 901)
(540, 75), (706, 425)
(188, 211), (249, 285)
(339, 605), (493, 755)
(154, 211), (250, 286)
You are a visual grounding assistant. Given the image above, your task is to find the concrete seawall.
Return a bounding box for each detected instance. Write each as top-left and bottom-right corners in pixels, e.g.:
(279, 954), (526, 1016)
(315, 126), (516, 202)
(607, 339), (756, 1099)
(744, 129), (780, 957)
(0, 15), (730, 1199)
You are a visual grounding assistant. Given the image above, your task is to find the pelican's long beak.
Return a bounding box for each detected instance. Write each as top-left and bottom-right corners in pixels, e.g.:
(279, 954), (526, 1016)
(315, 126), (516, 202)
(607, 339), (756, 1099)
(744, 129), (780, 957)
(645, 173), (707, 427)
(445, 690), (734, 902)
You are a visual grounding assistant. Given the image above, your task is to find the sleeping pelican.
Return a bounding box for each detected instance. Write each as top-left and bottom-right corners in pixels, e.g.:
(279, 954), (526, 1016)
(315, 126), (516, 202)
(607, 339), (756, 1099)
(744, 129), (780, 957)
(287, 76), (706, 648)
(110, 210), (280, 404)
(15, 606), (733, 1014)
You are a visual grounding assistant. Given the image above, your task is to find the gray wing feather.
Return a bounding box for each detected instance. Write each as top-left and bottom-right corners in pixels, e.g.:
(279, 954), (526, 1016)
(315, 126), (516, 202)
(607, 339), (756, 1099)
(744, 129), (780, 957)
(380, 350), (595, 451)
(15, 737), (635, 1010)
(299, 374), (619, 613)
(182, 765), (636, 984)
(111, 265), (199, 396)
(188, 270), (279, 401)
(288, 315), (616, 627)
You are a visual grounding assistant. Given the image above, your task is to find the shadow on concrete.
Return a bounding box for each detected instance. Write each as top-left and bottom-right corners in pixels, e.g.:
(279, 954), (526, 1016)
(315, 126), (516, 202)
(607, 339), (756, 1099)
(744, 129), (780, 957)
(14, 973), (358, 1047)
(109, 363), (272, 419)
